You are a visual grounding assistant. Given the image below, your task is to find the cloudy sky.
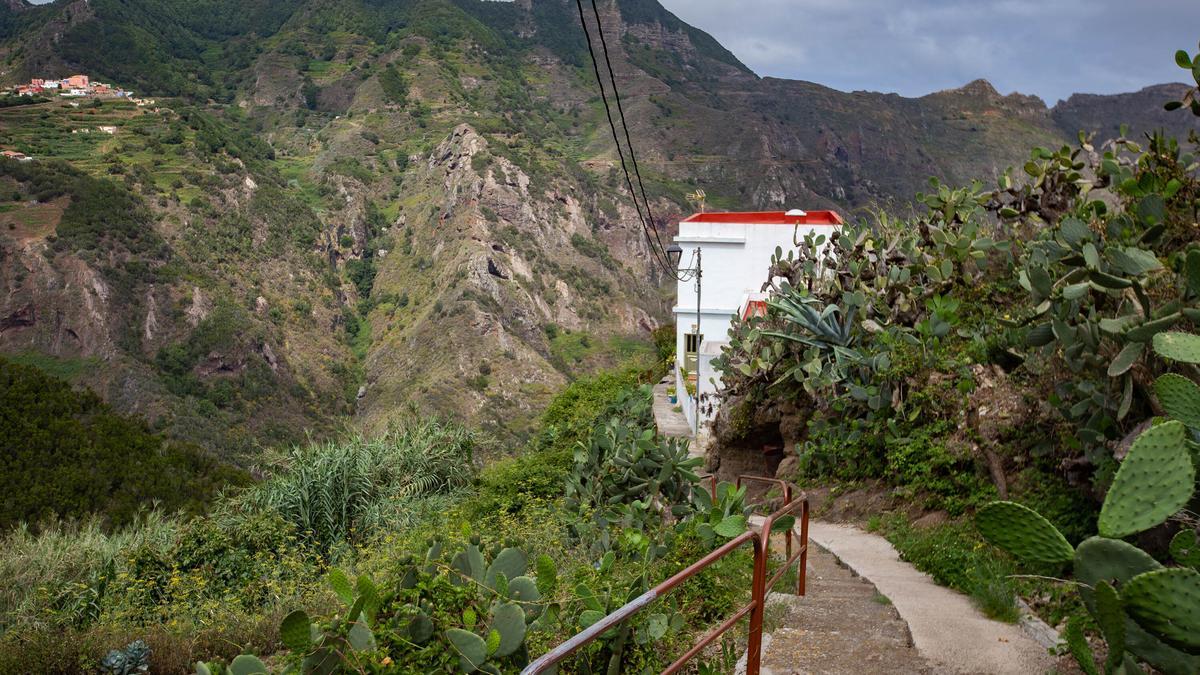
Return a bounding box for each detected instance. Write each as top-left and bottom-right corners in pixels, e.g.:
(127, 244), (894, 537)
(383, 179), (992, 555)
(659, 0), (1199, 104)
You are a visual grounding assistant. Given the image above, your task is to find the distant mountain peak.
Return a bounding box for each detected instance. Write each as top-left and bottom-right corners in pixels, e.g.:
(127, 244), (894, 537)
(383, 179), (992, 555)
(957, 78), (999, 97)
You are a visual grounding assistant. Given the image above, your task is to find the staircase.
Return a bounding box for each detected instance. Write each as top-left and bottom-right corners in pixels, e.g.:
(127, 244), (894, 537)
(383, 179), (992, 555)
(751, 543), (936, 674)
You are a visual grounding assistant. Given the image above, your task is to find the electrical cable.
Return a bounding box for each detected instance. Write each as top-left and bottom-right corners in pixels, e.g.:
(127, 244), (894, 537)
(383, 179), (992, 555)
(573, 0), (680, 278)
(587, 0), (672, 262)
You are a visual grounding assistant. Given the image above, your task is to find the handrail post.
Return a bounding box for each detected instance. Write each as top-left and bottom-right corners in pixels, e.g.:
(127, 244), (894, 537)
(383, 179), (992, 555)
(746, 522), (769, 675)
(784, 484), (793, 563)
(797, 498), (809, 596)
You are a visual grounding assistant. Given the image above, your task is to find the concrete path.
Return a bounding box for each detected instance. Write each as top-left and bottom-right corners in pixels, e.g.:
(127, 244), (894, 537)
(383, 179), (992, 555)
(652, 376), (692, 441)
(805, 522), (1057, 675)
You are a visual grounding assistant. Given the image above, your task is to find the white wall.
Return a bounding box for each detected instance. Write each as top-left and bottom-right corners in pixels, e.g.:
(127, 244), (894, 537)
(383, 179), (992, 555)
(672, 219), (838, 431)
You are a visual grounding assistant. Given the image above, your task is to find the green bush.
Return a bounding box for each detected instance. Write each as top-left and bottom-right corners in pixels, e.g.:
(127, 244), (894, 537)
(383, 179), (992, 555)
(227, 419), (478, 551)
(0, 358), (247, 531)
(378, 64), (408, 106)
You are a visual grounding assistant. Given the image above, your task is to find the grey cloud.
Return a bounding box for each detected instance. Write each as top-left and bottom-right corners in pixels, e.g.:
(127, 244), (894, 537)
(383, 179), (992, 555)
(660, 0), (1199, 103)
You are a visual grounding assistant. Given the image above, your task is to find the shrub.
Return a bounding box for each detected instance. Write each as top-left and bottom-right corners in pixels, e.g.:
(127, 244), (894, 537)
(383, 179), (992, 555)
(0, 358), (247, 531)
(378, 64), (408, 106)
(227, 419), (478, 551)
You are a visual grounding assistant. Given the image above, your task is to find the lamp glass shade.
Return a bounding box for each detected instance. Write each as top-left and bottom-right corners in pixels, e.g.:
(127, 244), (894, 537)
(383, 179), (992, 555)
(666, 243), (683, 268)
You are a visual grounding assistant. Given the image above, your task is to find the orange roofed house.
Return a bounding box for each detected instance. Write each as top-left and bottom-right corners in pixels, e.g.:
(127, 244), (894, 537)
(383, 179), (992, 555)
(670, 209), (843, 432)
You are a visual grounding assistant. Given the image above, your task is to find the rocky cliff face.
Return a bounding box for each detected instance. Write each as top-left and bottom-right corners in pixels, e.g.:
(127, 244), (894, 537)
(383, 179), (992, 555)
(357, 123), (663, 439)
(1052, 83), (1199, 143)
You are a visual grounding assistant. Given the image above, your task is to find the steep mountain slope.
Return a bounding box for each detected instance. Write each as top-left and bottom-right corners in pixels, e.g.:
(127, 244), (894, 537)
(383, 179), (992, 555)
(0, 0), (1195, 455)
(1052, 82), (1199, 143)
(0, 105), (356, 458)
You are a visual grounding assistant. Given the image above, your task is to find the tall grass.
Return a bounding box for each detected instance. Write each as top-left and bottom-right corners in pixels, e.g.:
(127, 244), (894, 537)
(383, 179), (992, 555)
(227, 418), (478, 550)
(0, 512), (178, 631)
(870, 515), (1021, 622)
(0, 418), (478, 636)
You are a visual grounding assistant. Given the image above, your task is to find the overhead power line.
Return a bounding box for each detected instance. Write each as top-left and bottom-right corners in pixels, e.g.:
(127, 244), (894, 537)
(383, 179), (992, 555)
(586, 0), (672, 264)
(573, 0), (679, 279)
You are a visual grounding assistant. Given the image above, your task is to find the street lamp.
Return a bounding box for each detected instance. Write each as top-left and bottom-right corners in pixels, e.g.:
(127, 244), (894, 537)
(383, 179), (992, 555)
(666, 243), (683, 269)
(667, 242), (702, 436)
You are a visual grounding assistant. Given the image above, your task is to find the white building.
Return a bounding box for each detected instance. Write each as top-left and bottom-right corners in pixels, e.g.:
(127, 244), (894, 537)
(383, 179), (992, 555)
(672, 209), (843, 432)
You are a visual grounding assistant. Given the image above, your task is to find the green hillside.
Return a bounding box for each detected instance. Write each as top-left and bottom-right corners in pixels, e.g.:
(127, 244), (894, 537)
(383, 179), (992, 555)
(0, 357), (247, 529)
(0, 0), (1188, 462)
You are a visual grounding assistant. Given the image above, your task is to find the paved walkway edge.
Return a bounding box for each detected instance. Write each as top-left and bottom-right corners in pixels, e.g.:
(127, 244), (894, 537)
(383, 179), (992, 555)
(651, 376), (693, 443)
(806, 521), (1057, 675)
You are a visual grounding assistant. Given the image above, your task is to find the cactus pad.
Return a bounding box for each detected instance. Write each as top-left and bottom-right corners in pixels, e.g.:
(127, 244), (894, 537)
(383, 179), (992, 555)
(446, 628), (487, 672)
(1063, 616), (1099, 675)
(1122, 568), (1200, 654)
(1153, 331), (1200, 364)
(1186, 249), (1200, 296)
(1094, 581), (1126, 670)
(1170, 530), (1200, 570)
(1155, 374), (1200, 431)
(1073, 538), (1200, 673)
(228, 656), (268, 675)
(507, 576), (543, 619)
(535, 554), (557, 595)
(975, 501), (1073, 564)
(279, 610), (312, 652)
(1098, 421), (1194, 538)
(1074, 537), (1161, 606)
(408, 613), (434, 643)
(347, 620), (375, 652)
(489, 602), (527, 657)
(485, 548), (526, 591)
(1108, 341), (1145, 377)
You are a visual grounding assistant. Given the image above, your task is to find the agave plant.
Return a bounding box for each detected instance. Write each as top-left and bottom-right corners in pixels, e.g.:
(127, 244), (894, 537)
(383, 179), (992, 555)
(765, 290), (858, 351)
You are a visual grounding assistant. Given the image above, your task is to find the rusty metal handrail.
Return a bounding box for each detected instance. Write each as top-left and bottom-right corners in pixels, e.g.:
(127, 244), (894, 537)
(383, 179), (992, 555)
(737, 475), (794, 562)
(521, 482), (809, 675)
(759, 490), (810, 599)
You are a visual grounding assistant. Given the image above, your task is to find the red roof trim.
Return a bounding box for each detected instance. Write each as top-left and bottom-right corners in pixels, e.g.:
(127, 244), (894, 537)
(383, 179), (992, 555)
(680, 210), (843, 226)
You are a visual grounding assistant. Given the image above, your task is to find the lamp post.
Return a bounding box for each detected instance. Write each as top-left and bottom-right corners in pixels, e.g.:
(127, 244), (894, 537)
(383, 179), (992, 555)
(666, 243), (702, 435)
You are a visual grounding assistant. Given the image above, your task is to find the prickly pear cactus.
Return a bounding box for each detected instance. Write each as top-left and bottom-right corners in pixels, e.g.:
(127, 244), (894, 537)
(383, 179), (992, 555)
(1155, 373), (1200, 431)
(485, 548), (527, 590)
(975, 501), (1073, 564)
(1170, 530), (1200, 570)
(489, 602), (527, 658)
(445, 628), (487, 672)
(507, 576), (543, 620)
(1098, 421), (1194, 538)
(1074, 537), (1200, 674)
(227, 655), (268, 675)
(1094, 581), (1126, 671)
(1153, 331), (1200, 364)
(1122, 568), (1200, 654)
(1074, 537), (1162, 603)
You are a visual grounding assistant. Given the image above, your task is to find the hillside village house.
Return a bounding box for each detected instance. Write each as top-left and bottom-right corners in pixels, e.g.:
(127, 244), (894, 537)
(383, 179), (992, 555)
(671, 209), (843, 432)
(11, 74), (132, 99)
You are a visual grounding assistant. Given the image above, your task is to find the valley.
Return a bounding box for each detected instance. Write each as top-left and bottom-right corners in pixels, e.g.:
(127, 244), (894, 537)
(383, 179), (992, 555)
(0, 0), (1197, 673)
